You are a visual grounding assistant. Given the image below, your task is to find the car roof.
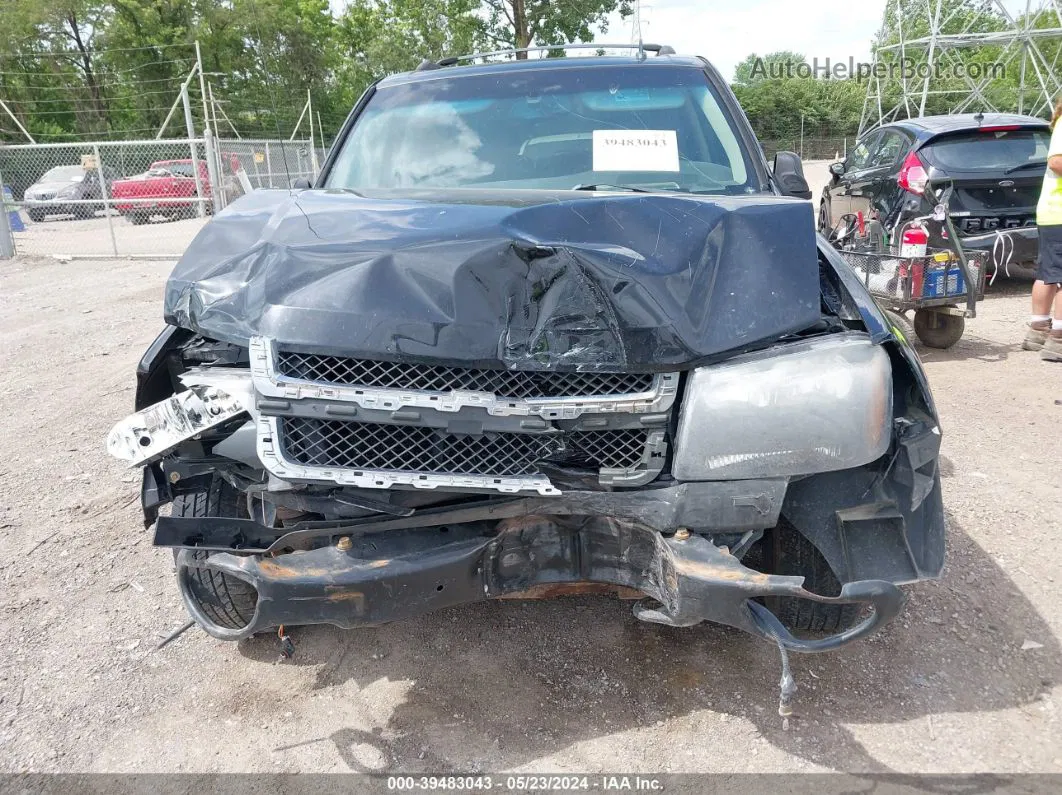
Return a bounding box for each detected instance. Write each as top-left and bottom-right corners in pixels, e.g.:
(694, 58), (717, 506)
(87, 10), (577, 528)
(878, 113), (1050, 137)
(378, 55), (708, 87)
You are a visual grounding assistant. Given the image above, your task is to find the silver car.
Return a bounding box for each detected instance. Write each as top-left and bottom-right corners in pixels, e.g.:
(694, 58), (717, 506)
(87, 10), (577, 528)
(23, 164), (116, 222)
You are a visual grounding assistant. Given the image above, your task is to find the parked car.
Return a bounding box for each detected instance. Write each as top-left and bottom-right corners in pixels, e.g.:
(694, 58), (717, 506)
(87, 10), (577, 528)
(819, 113), (1052, 277)
(23, 163), (117, 222)
(106, 47), (944, 686)
(111, 159), (213, 224)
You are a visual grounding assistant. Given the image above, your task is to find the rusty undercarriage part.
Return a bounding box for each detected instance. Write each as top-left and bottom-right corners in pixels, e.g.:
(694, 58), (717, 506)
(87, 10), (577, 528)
(497, 583), (645, 600)
(173, 514), (904, 651)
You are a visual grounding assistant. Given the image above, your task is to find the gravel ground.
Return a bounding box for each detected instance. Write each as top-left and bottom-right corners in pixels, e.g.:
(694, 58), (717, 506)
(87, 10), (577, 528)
(10, 212), (211, 259)
(0, 251), (1060, 776)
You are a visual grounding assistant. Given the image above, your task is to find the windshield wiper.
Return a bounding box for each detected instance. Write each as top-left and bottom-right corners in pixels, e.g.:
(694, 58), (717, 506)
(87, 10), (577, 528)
(1004, 160), (1048, 174)
(571, 183), (653, 193)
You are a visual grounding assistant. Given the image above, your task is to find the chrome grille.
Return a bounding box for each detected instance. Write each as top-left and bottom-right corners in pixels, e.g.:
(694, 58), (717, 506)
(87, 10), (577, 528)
(565, 429), (650, 470)
(279, 418), (654, 478)
(277, 352), (655, 399)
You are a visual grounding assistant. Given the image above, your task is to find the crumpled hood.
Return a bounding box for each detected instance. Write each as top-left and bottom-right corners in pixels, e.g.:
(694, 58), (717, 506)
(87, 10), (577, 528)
(165, 188), (820, 371)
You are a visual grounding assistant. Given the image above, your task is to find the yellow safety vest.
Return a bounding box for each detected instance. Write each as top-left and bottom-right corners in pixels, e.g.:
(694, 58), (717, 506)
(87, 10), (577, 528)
(1038, 121), (1062, 226)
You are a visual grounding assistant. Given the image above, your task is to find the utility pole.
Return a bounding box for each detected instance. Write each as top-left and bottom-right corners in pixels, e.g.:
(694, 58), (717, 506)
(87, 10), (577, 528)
(195, 41), (210, 132)
(182, 85), (207, 218)
(0, 99), (35, 143)
(307, 89), (319, 173)
(919, 0), (942, 117)
(157, 63), (200, 139)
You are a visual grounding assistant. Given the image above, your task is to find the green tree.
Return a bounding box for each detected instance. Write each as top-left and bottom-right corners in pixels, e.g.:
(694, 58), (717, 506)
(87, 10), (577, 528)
(731, 51), (864, 144)
(481, 0), (633, 56)
(0, 0), (113, 136)
(0, 0), (656, 142)
(337, 0), (483, 87)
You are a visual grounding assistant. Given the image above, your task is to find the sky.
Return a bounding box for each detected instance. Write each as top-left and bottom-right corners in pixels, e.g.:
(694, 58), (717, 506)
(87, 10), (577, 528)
(325, 0), (1041, 84)
(592, 0), (886, 81)
(324, 0), (889, 80)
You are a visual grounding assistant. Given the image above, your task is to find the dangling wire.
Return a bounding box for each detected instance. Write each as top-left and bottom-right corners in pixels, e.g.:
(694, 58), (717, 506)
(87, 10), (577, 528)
(747, 600), (799, 730)
(989, 229), (1016, 286)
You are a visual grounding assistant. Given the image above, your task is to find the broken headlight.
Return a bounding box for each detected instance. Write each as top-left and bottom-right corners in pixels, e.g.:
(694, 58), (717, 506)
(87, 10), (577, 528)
(106, 369), (253, 467)
(672, 334), (892, 480)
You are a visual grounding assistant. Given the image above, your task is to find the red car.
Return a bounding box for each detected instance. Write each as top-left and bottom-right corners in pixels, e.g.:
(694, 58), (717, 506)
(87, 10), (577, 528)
(111, 159), (214, 224)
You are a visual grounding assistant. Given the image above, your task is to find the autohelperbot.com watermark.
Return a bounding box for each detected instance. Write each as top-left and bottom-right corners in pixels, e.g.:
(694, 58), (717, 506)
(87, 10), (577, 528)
(750, 56), (1006, 82)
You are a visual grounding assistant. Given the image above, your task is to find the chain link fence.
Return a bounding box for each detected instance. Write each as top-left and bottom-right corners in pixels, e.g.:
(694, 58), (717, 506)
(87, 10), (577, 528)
(0, 135), (319, 258)
(217, 139), (322, 190)
(759, 136), (851, 162)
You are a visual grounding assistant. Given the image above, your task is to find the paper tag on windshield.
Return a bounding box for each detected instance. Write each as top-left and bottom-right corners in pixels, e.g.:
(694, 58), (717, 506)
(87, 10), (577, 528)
(592, 130), (680, 172)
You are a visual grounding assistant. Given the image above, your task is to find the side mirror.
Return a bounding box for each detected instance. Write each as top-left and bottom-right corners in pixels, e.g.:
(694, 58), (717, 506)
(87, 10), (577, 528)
(772, 151), (812, 200)
(292, 177), (312, 190)
(829, 161), (845, 177)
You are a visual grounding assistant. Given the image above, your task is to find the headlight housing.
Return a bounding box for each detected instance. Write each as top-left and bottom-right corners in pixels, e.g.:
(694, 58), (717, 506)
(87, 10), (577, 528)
(672, 334), (892, 480)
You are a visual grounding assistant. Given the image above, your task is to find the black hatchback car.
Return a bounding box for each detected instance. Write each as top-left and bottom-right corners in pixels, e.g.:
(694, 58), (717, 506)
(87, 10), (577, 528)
(819, 113), (1052, 276)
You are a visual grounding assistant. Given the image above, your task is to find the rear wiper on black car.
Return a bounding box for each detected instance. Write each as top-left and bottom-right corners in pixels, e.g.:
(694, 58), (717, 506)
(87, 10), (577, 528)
(1004, 160), (1048, 174)
(571, 183), (653, 193)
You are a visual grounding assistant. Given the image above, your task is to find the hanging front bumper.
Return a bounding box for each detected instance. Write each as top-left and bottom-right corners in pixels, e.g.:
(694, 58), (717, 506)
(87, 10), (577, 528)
(174, 514), (904, 649)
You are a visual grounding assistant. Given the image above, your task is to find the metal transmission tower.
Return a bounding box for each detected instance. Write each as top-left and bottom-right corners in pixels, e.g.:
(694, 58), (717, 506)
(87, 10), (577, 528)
(859, 0), (1062, 133)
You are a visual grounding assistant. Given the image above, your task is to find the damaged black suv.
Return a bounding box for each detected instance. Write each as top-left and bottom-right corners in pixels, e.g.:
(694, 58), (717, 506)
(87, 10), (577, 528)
(108, 48), (944, 675)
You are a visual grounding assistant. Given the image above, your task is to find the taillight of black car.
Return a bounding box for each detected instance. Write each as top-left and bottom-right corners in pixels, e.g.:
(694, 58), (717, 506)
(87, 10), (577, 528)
(897, 151), (929, 195)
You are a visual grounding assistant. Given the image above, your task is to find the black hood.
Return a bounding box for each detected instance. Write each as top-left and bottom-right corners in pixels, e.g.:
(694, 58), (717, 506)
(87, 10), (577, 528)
(165, 188), (820, 371)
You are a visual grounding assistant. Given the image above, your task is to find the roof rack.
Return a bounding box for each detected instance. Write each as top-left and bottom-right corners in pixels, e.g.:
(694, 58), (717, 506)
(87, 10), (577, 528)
(417, 42), (676, 71)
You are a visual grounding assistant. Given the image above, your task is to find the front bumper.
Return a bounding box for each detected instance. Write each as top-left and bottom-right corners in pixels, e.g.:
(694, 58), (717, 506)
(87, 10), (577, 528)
(173, 512), (904, 649)
(24, 198), (78, 214)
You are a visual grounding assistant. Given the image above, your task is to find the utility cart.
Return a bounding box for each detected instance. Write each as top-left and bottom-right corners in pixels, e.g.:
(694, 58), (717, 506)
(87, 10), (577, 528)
(832, 184), (988, 349)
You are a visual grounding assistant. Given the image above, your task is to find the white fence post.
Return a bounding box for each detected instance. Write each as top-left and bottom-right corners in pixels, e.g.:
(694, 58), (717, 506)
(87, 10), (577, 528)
(93, 143), (119, 256)
(204, 127), (223, 212)
(182, 86), (207, 218)
(0, 173), (14, 258)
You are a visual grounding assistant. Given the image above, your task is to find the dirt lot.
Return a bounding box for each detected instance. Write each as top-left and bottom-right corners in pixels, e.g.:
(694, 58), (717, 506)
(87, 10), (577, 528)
(0, 251), (1060, 776)
(9, 213), (209, 259)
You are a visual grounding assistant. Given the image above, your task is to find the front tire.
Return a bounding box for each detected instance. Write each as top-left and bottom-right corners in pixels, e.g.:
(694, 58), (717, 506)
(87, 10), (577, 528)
(884, 309), (915, 345)
(818, 200), (832, 237)
(766, 520), (860, 634)
(27, 208), (45, 223)
(172, 475), (258, 631)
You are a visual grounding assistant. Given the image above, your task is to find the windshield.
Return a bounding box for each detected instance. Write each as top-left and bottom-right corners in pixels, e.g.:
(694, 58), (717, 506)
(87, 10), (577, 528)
(921, 128), (1050, 172)
(325, 65), (759, 195)
(152, 161), (194, 177)
(40, 166), (85, 182)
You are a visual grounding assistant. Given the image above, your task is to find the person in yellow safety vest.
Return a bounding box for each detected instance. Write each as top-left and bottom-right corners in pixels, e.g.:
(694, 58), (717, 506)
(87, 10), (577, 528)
(1026, 96), (1062, 361)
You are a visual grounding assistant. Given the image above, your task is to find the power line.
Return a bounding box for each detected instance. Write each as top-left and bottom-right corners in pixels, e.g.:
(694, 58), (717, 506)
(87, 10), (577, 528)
(0, 42), (196, 59)
(0, 59), (194, 81)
